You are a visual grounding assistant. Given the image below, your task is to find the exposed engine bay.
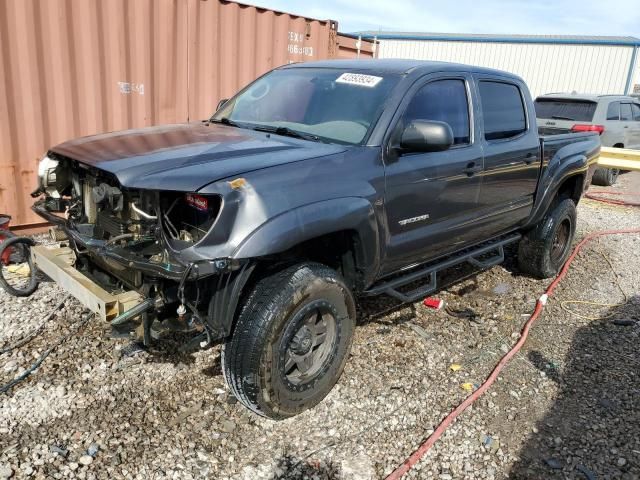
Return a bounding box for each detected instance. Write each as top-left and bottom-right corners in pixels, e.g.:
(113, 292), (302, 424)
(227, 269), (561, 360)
(31, 152), (245, 348)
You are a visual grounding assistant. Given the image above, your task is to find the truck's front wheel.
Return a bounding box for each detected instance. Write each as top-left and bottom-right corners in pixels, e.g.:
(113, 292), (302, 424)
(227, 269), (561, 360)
(221, 262), (356, 419)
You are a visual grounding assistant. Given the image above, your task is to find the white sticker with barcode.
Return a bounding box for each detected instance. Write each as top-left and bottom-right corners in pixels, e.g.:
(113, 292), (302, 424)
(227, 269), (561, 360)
(336, 73), (383, 88)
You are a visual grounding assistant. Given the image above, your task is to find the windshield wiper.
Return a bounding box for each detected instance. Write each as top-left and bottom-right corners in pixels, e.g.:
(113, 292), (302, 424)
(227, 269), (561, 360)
(210, 117), (243, 128)
(550, 115), (575, 121)
(251, 125), (320, 142)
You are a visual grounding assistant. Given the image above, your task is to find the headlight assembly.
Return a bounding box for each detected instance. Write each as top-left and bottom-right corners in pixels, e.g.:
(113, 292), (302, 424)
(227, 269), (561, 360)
(37, 155), (60, 197)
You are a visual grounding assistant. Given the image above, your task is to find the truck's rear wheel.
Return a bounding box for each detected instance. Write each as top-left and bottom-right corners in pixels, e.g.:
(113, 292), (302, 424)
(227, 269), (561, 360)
(517, 199), (576, 279)
(591, 167), (619, 186)
(221, 262), (356, 419)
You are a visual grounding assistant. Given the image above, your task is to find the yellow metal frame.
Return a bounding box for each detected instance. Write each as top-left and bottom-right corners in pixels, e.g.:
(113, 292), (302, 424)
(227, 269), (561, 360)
(31, 246), (142, 322)
(597, 146), (640, 171)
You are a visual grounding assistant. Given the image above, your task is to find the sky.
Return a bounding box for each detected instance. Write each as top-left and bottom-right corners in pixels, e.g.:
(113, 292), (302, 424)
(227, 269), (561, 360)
(245, 0), (640, 37)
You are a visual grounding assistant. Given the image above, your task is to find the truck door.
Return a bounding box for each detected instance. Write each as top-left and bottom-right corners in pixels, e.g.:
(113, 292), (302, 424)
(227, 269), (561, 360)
(382, 74), (485, 274)
(474, 78), (541, 233)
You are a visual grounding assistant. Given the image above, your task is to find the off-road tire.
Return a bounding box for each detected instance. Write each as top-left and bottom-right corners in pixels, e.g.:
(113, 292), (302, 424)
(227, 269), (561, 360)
(0, 236), (38, 297)
(517, 199), (577, 279)
(591, 167), (619, 186)
(221, 262), (356, 419)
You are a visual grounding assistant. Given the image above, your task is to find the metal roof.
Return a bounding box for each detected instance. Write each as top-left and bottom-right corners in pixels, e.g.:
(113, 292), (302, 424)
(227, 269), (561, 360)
(356, 32), (640, 46)
(284, 58), (522, 79)
(537, 93), (637, 102)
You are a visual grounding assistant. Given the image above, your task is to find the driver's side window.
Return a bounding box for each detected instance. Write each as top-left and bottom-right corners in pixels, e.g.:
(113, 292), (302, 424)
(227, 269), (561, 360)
(402, 79), (471, 145)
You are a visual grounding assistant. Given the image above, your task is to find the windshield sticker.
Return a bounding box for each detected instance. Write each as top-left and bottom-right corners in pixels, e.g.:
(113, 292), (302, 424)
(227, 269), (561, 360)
(336, 73), (383, 88)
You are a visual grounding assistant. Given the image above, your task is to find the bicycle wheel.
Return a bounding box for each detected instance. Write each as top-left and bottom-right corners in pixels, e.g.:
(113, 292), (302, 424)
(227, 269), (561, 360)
(0, 236), (39, 297)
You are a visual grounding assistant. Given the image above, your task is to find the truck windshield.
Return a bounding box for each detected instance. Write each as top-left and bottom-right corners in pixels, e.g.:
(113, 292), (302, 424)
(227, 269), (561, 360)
(212, 68), (400, 145)
(534, 99), (597, 122)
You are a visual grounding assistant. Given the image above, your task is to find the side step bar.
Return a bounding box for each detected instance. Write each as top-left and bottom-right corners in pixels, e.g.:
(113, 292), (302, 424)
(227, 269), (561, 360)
(364, 233), (521, 303)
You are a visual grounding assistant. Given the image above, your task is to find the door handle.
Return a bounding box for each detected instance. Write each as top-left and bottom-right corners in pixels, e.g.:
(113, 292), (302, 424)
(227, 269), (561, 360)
(524, 152), (537, 164)
(462, 162), (482, 176)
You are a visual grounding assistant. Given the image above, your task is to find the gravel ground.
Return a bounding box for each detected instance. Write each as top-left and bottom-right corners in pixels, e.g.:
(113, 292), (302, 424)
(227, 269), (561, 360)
(1, 172), (639, 480)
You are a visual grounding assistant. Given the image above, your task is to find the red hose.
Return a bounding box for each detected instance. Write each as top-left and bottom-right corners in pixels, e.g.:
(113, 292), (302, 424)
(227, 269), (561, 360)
(585, 190), (640, 206)
(385, 225), (640, 480)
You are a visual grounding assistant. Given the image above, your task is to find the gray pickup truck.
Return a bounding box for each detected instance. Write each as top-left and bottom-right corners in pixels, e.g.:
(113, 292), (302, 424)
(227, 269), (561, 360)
(29, 59), (599, 419)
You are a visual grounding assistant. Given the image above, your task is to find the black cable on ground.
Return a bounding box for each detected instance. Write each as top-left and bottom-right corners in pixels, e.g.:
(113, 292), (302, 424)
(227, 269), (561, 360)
(1, 307), (91, 394)
(0, 294), (71, 355)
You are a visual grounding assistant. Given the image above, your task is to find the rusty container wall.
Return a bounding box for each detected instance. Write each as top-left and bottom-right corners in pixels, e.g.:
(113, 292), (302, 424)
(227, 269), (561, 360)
(187, 0), (337, 122)
(0, 0), (190, 228)
(0, 0), (337, 228)
(336, 34), (377, 59)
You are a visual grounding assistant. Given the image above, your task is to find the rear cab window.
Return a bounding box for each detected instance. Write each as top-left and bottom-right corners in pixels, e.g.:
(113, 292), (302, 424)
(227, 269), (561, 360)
(621, 103), (633, 121)
(633, 104), (640, 121)
(479, 81), (527, 140)
(534, 99), (597, 122)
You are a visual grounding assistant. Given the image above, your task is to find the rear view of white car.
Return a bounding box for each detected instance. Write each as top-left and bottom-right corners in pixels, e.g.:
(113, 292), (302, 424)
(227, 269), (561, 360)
(536, 94), (640, 185)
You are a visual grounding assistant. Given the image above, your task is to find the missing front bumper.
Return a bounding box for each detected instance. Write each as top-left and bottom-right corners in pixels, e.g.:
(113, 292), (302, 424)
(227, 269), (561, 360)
(31, 245), (143, 322)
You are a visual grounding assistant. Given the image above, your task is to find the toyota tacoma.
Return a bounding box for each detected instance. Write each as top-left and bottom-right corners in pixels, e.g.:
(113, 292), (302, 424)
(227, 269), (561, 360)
(29, 60), (599, 419)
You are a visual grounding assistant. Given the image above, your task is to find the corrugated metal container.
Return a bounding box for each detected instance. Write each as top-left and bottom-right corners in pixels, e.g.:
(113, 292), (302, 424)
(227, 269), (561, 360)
(0, 0), (337, 228)
(376, 36), (638, 98)
(336, 34), (376, 59)
(187, 0), (338, 121)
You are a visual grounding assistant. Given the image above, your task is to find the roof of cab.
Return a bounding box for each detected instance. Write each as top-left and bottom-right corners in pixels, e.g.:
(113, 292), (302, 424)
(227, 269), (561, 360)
(281, 58), (522, 79)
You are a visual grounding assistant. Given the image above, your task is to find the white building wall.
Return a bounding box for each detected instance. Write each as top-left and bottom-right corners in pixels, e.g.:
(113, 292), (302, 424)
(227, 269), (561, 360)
(378, 40), (634, 98)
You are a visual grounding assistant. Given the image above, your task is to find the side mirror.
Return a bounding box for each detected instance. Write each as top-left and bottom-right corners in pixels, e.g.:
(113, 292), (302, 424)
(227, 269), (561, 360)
(400, 120), (454, 153)
(216, 98), (229, 111)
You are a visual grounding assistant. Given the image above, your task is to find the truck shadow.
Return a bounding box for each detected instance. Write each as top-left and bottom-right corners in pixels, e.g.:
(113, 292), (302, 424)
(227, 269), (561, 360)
(508, 296), (640, 479)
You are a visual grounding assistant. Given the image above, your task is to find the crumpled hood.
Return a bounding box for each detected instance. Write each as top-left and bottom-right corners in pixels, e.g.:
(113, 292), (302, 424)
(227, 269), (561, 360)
(50, 122), (347, 191)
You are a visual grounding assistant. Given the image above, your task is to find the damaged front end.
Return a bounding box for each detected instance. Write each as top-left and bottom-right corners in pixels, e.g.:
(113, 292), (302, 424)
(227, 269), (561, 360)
(31, 153), (253, 348)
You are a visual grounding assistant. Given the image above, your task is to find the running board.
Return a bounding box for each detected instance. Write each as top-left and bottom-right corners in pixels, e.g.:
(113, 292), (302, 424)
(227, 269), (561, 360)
(364, 234), (521, 303)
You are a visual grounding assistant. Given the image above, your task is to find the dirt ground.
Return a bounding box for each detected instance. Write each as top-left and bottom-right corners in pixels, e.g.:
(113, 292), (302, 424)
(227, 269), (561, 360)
(1, 172), (639, 480)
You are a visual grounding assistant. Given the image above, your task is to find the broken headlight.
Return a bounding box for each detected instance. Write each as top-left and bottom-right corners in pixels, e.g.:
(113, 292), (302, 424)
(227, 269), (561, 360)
(37, 155), (60, 197)
(161, 192), (222, 246)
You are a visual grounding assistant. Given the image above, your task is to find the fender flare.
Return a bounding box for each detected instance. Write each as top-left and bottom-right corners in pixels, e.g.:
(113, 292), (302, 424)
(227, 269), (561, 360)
(232, 197), (380, 284)
(526, 153), (589, 228)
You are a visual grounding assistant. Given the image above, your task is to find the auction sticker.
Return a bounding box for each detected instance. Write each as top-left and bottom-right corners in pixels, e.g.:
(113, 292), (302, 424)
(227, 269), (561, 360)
(336, 73), (383, 87)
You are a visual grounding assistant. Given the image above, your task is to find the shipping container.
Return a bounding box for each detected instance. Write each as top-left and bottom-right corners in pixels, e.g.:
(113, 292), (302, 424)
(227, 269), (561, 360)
(0, 0), (338, 228)
(336, 33), (377, 59)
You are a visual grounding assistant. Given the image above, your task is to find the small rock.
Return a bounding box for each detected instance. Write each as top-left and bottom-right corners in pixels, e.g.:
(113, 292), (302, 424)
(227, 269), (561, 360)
(220, 420), (236, 433)
(554, 437), (562, 446)
(78, 455), (93, 466)
(545, 458), (562, 470)
(576, 464), (596, 480)
(87, 444), (99, 457)
(3, 361), (17, 373)
(0, 464), (11, 480)
(617, 457), (627, 467)
(68, 463), (79, 471)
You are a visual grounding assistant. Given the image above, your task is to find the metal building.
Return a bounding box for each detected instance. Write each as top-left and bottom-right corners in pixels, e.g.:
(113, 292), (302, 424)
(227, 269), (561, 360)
(362, 33), (640, 98)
